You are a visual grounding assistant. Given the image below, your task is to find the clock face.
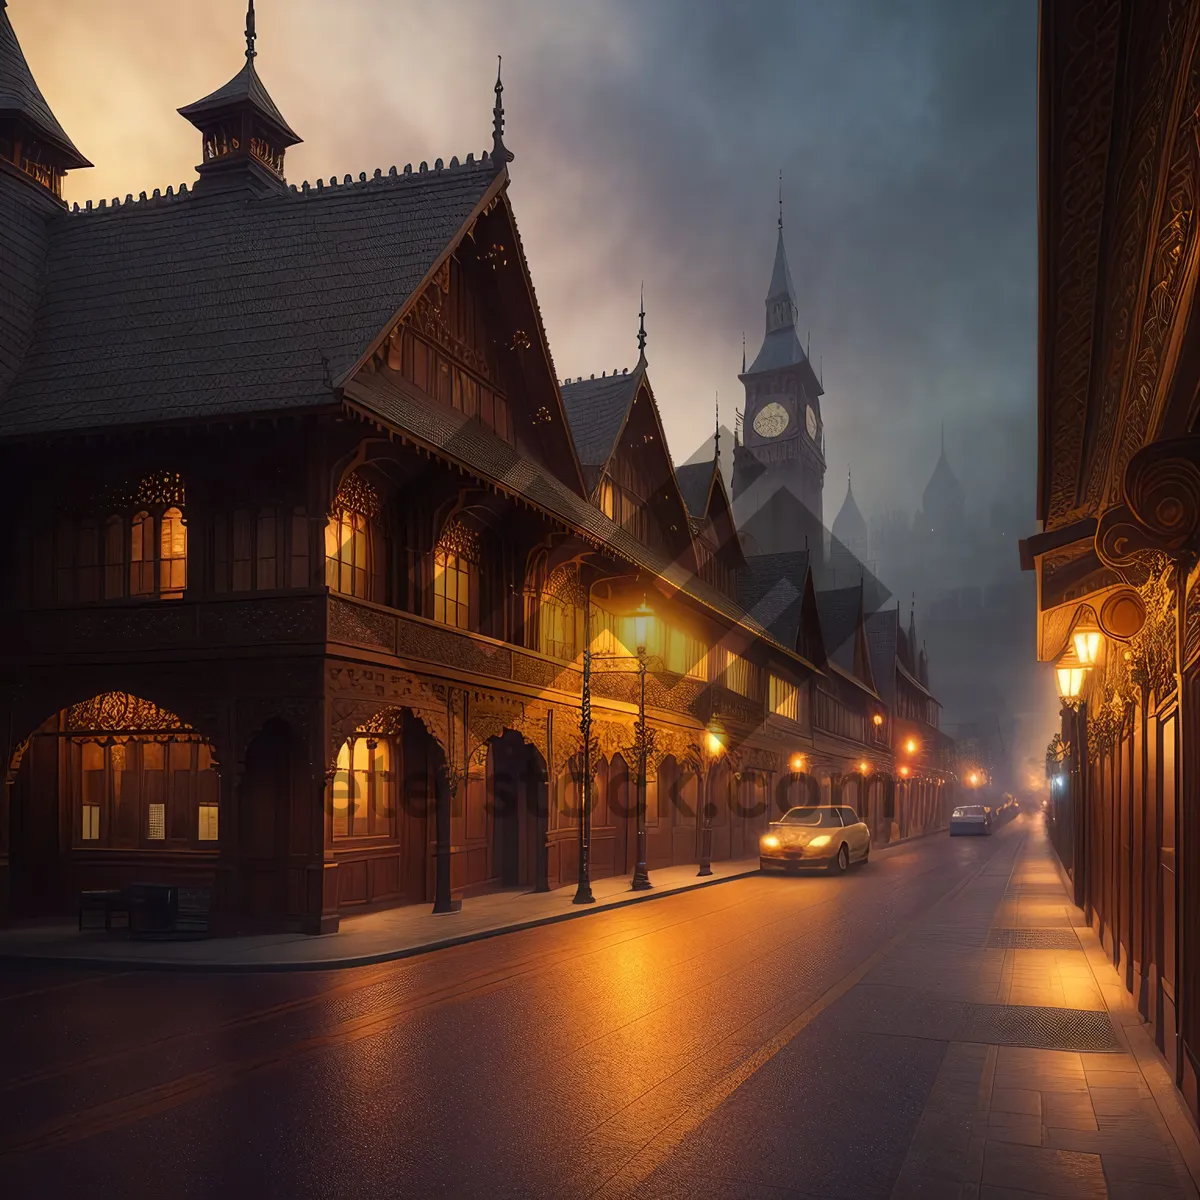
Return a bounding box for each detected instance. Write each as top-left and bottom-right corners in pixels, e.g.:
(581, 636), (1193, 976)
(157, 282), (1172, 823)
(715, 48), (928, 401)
(753, 401), (789, 439)
(805, 404), (818, 439)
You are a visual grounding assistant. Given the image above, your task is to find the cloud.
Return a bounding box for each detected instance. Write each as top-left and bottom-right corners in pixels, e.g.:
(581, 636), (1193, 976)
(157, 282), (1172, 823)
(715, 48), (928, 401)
(21, 0), (1036, 524)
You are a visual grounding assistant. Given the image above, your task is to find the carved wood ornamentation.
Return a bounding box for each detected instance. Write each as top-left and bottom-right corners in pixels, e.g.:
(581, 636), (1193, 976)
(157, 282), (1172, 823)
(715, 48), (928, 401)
(1081, 0), (1196, 515)
(1043, 0), (1124, 525)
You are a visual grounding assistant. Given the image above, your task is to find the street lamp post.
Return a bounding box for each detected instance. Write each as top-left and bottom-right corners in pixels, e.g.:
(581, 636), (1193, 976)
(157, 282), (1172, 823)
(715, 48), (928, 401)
(697, 721), (723, 877)
(630, 599), (654, 890)
(1056, 644), (1090, 909)
(573, 597), (595, 905)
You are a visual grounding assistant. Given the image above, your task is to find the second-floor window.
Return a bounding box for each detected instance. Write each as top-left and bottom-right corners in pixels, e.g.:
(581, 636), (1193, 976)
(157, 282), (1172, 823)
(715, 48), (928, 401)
(769, 675), (799, 721)
(432, 519), (479, 630)
(325, 474), (381, 601)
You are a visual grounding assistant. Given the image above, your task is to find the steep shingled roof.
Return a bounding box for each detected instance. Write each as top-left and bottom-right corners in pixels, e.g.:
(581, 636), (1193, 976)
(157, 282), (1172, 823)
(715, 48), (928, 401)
(344, 368), (821, 671)
(178, 59), (301, 144)
(675, 460), (715, 519)
(0, 159), (501, 437)
(737, 550), (811, 649)
(816, 586), (862, 675)
(865, 606), (898, 710)
(559, 370), (639, 470)
(0, 3), (90, 167)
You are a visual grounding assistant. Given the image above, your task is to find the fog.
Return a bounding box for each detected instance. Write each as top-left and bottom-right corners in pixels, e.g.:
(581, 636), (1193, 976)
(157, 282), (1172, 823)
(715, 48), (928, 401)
(15, 0), (1054, 788)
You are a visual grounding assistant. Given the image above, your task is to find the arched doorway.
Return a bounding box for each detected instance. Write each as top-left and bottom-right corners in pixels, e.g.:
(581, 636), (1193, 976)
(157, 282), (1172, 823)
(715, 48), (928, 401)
(486, 730), (547, 891)
(8, 692), (220, 917)
(327, 708), (441, 912)
(707, 759), (733, 862)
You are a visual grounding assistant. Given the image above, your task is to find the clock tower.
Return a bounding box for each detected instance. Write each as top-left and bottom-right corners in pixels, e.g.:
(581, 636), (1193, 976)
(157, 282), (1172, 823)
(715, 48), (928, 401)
(732, 213), (826, 531)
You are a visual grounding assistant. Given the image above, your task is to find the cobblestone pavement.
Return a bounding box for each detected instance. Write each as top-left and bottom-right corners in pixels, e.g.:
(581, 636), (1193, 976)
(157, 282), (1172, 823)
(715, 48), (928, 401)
(0, 814), (1195, 1198)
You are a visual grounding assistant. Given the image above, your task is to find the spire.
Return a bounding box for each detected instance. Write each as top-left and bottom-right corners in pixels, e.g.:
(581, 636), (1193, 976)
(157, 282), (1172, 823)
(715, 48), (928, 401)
(178, 0), (301, 193)
(741, 331), (746, 373)
(0, 0), (91, 200)
(778, 169), (783, 230)
(492, 56), (514, 165)
(245, 0), (256, 60)
(637, 282), (647, 362)
(714, 392), (720, 462)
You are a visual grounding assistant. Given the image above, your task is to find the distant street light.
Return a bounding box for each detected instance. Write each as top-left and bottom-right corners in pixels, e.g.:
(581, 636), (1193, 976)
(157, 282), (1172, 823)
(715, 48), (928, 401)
(905, 738), (917, 754)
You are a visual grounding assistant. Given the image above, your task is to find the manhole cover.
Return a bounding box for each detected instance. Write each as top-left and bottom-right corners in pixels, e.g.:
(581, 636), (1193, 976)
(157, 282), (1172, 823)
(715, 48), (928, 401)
(987, 928), (1080, 949)
(956, 1005), (1119, 1052)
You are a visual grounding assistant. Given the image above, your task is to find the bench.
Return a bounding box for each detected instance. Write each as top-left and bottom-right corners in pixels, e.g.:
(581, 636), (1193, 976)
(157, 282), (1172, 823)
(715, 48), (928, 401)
(77, 889), (131, 932)
(127, 883), (213, 940)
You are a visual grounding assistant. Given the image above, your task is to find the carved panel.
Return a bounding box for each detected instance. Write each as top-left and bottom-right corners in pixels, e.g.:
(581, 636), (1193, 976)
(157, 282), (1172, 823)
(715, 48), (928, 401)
(328, 598), (396, 652)
(1043, 0), (1123, 524)
(395, 616), (512, 679)
(1079, 0), (1193, 514)
(202, 597), (324, 644)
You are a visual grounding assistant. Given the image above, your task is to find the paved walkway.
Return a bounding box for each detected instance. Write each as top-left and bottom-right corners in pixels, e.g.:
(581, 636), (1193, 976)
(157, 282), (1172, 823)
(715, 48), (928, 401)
(888, 832), (1200, 1199)
(0, 855), (758, 970)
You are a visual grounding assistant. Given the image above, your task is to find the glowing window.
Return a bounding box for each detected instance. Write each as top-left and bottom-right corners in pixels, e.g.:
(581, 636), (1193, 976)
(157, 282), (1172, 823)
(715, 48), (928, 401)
(433, 521), (478, 630)
(81, 804), (100, 840)
(770, 675), (799, 721)
(598, 477), (615, 519)
(130, 511), (155, 597)
(331, 737), (394, 838)
(159, 507), (187, 598)
(325, 508), (371, 598)
(198, 805), (219, 841)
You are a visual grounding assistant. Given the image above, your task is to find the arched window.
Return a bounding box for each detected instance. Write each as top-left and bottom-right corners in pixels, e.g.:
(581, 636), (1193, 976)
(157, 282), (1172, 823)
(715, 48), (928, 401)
(129, 511), (155, 596)
(331, 736), (394, 838)
(160, 507), (187, 598)
(432, 519), (478, 630)
(325, 474), (380, 600)
(538, 565), (583, 661)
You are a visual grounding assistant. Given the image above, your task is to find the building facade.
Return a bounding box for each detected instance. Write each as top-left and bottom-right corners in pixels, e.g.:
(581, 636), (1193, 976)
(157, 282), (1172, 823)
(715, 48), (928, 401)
(0, 5), (953, 934)
(1024, 0), (1200, 1121)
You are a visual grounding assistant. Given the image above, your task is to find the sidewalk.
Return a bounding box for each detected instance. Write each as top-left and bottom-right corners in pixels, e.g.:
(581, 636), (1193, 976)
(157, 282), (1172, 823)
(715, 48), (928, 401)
(889, 825), (1200, 1199)
(0, 855), (759, 972)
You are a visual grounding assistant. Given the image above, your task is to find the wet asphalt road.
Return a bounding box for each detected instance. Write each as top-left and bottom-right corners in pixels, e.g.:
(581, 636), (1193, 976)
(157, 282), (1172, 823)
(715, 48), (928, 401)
(0, 820), (1024, 1199)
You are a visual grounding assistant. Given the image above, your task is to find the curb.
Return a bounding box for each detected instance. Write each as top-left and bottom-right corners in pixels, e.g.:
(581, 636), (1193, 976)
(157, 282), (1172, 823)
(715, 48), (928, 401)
(0, 867), (762, 975)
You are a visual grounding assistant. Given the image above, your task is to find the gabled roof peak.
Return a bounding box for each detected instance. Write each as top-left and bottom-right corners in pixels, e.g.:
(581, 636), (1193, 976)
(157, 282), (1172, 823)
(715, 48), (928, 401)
(0, 0), (91, 178)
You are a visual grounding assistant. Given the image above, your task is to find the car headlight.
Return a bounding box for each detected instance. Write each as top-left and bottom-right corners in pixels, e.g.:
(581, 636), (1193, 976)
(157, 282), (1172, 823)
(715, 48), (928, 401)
(808, 835), (831, 848)
(761, 835), (780, 849)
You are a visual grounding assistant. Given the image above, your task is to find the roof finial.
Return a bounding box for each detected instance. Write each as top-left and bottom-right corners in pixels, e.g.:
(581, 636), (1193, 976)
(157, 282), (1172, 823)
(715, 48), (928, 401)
(492, 56), (514, 165)
(637, 282), (647, 361)
(940, 420), (945, 455)
(741, 331), (746, 373)
(778, 169), (783, 231)
(714, 392), (720, 462)
(245, 0), (256, 61)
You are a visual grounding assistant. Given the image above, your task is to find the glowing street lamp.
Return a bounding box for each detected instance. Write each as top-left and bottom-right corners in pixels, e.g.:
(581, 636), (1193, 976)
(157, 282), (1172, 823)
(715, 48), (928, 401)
(1056, 643), (1090, 708)
(968, 771), (979, 786)
(872, 713), (884, 727)
(899, 765), (911, 778)
(905, 738), (918, 754)
(1072, 624), (1102, 667)
(858, 759), (870, 774)
(789, 752), (807, 773)
(698, 720), (724, 877)
(633, 596), (653, 655)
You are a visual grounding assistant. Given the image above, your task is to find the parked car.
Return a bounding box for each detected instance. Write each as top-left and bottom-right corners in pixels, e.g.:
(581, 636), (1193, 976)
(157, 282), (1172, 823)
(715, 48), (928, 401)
(949, 804), (991, 836)
(760, 805), (871, 874)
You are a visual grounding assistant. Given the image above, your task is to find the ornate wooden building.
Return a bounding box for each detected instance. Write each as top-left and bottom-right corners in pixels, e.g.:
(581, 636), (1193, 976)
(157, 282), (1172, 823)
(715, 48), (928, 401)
(1024, 0), (1200, 1120)
(0, 3), (949, 935)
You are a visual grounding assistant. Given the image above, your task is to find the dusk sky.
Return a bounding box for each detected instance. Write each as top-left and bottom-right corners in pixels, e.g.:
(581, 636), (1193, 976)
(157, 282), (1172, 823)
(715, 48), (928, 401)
(16, 0), (1037, 526)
